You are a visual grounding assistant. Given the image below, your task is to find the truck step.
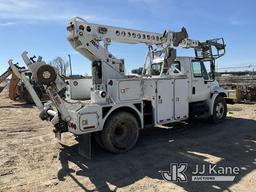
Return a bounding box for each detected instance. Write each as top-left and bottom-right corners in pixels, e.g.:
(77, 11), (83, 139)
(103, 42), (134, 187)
(144, 123), (154, 129)
(156, 124), (174, 129)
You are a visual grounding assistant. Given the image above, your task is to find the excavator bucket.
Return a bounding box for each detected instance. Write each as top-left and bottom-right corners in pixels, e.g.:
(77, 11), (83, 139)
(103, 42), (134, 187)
(0, 66), (22, 100)
(8, 73), (20, 100)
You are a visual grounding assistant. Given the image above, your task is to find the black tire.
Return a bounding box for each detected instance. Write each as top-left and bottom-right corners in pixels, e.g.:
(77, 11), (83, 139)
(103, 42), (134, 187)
(210, 95), (227, 123)
(101, 111), (140, 153)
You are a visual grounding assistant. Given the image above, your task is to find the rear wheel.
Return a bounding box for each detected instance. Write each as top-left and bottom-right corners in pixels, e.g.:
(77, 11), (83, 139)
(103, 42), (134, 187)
(101, 111), (139, 153)
(210, 95), (227, 123)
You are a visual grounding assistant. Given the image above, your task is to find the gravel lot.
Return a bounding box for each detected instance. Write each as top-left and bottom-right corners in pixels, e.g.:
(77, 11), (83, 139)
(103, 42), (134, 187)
(0, 96), (255, 192)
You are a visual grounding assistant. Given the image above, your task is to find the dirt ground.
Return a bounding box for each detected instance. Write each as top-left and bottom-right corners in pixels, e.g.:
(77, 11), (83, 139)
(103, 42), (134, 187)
(0, 95), (255, 192)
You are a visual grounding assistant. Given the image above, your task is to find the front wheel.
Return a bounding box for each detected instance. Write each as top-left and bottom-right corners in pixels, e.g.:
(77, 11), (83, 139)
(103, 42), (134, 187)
(210, 95), (227, 123)
(101, 111), (140, 153)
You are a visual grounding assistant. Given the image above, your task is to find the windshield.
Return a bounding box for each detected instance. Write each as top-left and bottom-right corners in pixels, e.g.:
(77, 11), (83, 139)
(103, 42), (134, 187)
(192, 60), (213, 80)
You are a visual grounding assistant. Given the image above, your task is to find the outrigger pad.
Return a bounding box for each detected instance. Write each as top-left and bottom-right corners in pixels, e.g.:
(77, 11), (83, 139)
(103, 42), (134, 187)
(78, 133), (92, 159)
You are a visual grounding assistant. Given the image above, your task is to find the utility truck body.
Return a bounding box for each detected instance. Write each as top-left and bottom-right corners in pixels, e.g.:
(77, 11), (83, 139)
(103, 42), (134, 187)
(9, 17), (228, 158)
(65, 56), (227, 136)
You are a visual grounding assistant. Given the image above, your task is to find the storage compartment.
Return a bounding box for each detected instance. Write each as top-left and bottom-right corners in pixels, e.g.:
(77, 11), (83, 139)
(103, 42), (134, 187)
(156, 79), (174, 123)
(69, 78), (92, 100)
(174, 79), (189, 120)
(156, 78), (189, 124)
(107, 79), (141, 102)
(119, 80), (141, 101)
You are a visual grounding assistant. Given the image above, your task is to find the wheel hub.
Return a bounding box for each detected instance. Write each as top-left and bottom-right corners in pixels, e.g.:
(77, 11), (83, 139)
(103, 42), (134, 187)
(216, 103), (224, 119)
(112, 123), (130, 149)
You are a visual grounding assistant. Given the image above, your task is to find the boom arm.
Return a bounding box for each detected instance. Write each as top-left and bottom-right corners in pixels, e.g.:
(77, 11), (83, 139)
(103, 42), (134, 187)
(67, 17), (198, 47)
(67, 17), (199, 59)
(67, 17), (199, 84)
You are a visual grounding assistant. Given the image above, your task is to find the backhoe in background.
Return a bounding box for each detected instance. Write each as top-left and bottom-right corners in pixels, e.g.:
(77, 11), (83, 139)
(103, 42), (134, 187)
(0, 65), (48, 103)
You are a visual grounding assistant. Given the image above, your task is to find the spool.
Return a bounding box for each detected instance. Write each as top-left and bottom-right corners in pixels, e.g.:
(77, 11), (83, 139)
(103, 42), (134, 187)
(36, 65), (57, 85)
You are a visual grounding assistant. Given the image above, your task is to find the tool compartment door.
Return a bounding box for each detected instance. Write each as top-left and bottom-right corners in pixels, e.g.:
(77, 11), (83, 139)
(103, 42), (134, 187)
(156, 79), (174, 124)
(69, 78), (92, 100)
(174, 79), (189, 120)
(118, 80), (141, 101)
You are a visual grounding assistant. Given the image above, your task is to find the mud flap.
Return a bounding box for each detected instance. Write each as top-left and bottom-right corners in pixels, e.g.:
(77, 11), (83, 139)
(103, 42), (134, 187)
(78, 134), (91, 159)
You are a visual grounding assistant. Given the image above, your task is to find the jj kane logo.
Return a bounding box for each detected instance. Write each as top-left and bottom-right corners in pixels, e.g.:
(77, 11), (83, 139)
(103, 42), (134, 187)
(161, 163), (240, 182)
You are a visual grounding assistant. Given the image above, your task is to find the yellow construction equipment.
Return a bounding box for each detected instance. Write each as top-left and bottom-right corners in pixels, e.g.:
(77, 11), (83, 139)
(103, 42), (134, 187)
(0, 66), (48, 103)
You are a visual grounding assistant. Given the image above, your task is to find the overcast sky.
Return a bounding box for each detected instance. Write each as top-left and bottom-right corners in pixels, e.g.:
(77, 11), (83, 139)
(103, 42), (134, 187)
(0, 0), (256, 75)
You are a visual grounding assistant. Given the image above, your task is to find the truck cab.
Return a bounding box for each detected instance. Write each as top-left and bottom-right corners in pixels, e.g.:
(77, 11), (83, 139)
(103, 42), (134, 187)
(146, 55), (227, 121)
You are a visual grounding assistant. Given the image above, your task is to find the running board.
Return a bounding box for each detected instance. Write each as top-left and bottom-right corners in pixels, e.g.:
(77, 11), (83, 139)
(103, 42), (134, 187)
(156, 124), (174, 129)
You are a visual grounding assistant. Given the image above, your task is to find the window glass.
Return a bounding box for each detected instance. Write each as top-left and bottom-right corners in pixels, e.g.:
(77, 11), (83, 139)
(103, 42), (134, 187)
(202, 60), (214, 80)
(192, 61), (202, 77)
(170, 62), (181, 73)
(201, 61), (209, 80)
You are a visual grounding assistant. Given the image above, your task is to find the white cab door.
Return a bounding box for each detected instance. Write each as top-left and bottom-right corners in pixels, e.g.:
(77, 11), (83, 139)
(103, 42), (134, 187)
(190, 61), (211, 102)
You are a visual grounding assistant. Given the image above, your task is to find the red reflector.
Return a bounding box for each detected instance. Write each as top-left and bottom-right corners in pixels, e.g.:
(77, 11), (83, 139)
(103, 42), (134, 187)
(69, 122), (76, 129)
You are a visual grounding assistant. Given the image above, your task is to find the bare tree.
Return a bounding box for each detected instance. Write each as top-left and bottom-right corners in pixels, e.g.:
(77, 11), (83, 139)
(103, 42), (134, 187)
(50, 57), (69, 76)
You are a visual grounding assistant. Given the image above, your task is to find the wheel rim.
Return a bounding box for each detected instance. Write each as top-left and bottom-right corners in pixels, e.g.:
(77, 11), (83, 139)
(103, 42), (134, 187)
(216, 102), (225, 119)
(111, 122), (132, 150)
